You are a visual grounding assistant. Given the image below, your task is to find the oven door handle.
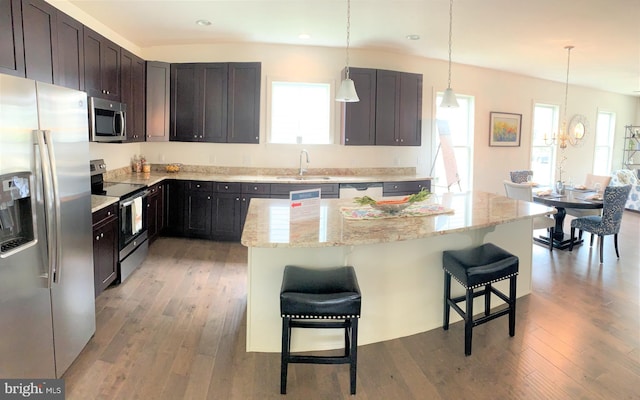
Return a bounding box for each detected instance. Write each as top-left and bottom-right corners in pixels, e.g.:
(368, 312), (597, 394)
(120, 189), (150, 208)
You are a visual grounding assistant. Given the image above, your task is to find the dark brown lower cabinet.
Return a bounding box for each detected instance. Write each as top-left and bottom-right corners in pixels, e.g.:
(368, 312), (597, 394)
(184, 181), (213, 238)
(147, 182), (164, 243)
(212, 192), (242, 241)
(92, 203), (118, 297)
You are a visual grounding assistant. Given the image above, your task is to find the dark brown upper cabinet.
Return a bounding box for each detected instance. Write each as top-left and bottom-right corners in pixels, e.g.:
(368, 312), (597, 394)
(170, 62), (260, 143)
(227, 62), (261, 143)
(19, 0), (84, 90)
(21, 0), (57, 84)
(120, 48), (145, 142)
(342, 67), (422, 146)
(0, 0), (25, 77)
(83, 26), (120, 101)
(54, 12), (84, 91)
(342, 68), (377, 145)
(146, 61), (170, 142)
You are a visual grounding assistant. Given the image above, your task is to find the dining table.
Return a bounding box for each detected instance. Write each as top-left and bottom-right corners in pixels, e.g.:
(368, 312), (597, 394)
(532, 187), (604, 250)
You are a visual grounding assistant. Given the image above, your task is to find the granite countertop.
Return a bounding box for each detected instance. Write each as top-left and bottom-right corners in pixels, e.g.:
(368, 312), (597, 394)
(240, 191), (557, 248)
(91, 195), (118, 213)
(107, 171), (432, 185)
(90, 170), (432, 213)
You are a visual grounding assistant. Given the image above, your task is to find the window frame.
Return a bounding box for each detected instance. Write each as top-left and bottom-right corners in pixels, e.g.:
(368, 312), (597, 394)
(433, 92), (475, 192)
(592, 109), (616, 175)
(531, 102), (560, 186)
(266, 76), (339, 145)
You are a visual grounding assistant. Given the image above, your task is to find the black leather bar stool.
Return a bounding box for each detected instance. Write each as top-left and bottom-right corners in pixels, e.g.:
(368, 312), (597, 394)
(280, 265), (361, 395)
(442, 243), (519, 356)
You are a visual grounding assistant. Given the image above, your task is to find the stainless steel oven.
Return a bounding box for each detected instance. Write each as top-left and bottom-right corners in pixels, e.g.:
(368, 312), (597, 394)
(90, 159), (149, 283)
(116, 186), (149, 282)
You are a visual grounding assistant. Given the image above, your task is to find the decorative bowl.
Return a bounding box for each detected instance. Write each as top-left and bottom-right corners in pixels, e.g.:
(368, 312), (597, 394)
(370, 201), (411, 214)
(165, 163), (182, 173)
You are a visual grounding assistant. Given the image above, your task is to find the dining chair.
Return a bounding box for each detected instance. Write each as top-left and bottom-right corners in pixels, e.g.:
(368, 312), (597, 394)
(509, 170), (533, 184)
(569, 185), (632, 263)
(503, 180), (555, 251)
(566, 173), (612, 219)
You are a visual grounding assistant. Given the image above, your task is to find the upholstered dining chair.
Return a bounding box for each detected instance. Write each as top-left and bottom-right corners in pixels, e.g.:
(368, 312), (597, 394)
(569, 185), (632, 263)
(509, 170), (533, 184)
(566, 173), (612, 219)
(503, 180), (555, 251)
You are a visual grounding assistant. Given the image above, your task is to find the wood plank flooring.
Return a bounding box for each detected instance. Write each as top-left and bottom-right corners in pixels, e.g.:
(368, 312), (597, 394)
(63, 211), (640, 399)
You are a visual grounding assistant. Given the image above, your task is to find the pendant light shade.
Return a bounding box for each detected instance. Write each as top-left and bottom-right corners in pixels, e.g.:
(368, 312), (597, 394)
(440, 0), (459, 108)
(336, 78), (360, 102)
(336, 0), (359, 102)
(440, 87), (459, 108)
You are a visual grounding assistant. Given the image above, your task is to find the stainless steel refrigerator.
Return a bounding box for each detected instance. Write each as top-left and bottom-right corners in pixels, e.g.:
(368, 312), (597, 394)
(0, 74), (95, 378)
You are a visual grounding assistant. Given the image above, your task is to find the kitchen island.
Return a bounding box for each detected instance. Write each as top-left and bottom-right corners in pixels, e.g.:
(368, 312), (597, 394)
(241, 191), (556, 352)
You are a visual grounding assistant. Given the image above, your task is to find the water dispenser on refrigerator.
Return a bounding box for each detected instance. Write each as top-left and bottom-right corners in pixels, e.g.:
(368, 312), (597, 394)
(0, 172), (35, 256)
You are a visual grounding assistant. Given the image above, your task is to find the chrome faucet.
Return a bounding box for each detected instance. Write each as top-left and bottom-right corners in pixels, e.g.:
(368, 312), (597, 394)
(299, 149), (310, 176)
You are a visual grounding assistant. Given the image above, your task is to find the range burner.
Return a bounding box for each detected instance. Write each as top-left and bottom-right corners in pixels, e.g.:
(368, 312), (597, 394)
(99, 182), (146, 198)
(90, 159), (145, 199)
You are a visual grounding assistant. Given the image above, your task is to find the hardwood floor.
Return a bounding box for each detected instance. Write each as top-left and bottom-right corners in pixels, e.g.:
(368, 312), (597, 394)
(64, 211), (640, 399)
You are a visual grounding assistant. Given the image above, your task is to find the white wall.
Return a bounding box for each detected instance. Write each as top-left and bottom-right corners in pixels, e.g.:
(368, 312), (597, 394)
(53, 0), (638, 193)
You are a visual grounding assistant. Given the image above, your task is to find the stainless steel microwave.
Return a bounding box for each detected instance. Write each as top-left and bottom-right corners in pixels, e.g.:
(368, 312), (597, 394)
(89, 97), (126, 142)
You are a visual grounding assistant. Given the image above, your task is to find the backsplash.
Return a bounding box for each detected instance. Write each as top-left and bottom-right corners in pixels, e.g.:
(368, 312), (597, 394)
(104, 164), (416, 180)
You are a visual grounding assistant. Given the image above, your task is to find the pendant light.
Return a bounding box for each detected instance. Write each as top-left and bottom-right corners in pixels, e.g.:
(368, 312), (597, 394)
(336, 0), (360, 102)
(440, 0), (459, 108)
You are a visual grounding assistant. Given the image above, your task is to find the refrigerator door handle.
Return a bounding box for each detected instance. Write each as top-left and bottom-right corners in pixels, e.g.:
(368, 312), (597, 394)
(44, 130), (63, 284)
(35, 130), (62, 285)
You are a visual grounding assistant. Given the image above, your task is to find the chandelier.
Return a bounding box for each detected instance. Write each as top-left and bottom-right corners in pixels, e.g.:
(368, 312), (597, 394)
(543, 46), (584, 149)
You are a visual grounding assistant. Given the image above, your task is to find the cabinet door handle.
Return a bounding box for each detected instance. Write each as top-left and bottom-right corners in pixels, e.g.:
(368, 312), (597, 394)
(253, 186), (258, 191)
(95, 235), (100, 241)
(107, 211), (111, 216)
(207, 196), (211, 200)
(224, 185), (229, 190)
(100, 233), (104, 238)
(235, 197), (240, 201)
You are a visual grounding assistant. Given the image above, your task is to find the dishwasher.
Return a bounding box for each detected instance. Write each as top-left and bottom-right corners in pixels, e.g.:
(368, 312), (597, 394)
(339, 182), (384, 199)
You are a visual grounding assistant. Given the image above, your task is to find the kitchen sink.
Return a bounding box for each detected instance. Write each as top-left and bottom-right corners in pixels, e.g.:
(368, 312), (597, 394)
(276, 176), (332, 180)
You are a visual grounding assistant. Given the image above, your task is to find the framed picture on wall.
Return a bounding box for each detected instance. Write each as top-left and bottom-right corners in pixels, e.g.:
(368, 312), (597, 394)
(489, 112), (522, 147)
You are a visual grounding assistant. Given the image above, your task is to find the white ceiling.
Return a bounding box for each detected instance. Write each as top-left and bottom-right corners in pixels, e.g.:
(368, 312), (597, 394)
(66, 0), (640, 96)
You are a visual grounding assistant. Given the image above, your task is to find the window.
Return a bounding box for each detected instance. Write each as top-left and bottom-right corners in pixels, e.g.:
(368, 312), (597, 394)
(269, 80), (332, 144)
(433, 94), (474, 192)
(531, 103), (559, 185)
(593, 111), (616, 175)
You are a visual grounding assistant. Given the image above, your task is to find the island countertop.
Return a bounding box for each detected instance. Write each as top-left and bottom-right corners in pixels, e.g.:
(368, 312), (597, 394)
(240, 191), (556, 248)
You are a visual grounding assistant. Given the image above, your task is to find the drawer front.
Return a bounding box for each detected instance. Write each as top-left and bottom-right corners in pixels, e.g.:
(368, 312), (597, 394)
(215, 182), (242, 193)
(241, 183), (271, 195)
(186, 181), (213, 192)
(383, 180), (431, 195)
(270, 183), (339, 198)
(92, 203), (117, 225)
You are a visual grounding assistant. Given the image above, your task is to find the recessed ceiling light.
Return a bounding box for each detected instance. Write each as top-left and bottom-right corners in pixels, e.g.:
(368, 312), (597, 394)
(406, 34), (420, 40)
(196, 19), (212, 26)
(298, 33), (311, 40)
